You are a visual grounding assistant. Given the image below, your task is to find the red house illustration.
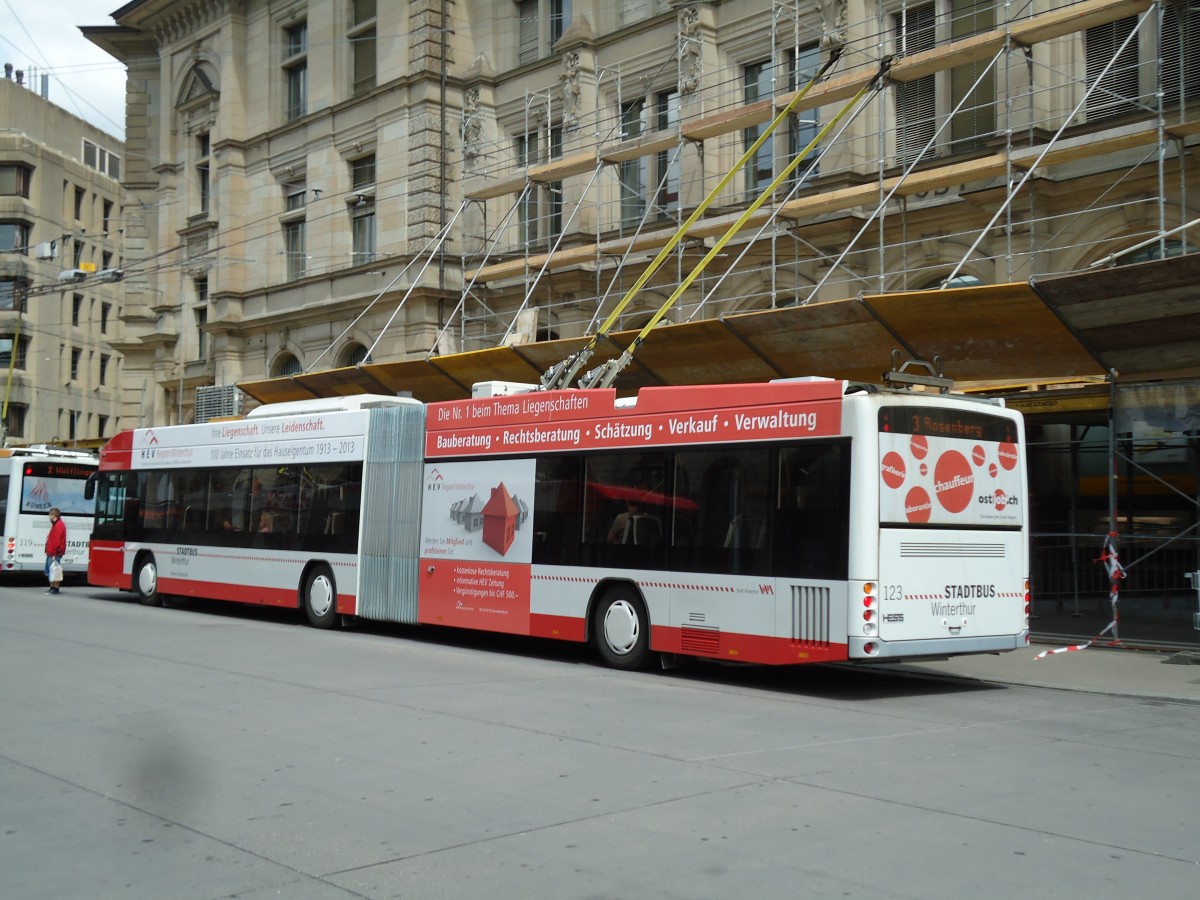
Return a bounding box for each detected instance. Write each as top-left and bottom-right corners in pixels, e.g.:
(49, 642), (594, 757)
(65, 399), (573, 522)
(481, 482), (518, 556)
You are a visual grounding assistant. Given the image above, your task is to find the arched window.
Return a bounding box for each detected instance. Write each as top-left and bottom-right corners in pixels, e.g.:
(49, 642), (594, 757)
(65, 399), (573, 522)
(337, 342), (369, 367)
(1115, 239), (1189, 266)
(271, 352), (302, 377)
(920, 273), (985, 290)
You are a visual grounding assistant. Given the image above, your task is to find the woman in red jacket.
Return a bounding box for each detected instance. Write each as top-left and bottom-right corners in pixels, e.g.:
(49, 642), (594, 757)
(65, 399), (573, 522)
(45, 507), (66, 594)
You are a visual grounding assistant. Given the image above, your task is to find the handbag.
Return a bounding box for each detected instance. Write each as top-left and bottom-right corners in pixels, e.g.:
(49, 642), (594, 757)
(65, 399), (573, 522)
(49, 560), (63, 582)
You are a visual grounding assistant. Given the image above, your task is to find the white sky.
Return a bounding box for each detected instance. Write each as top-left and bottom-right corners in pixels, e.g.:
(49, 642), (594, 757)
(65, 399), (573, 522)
(0, 0), (128, 141)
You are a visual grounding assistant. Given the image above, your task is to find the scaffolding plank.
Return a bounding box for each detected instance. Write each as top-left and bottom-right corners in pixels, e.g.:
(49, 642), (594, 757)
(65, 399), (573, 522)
(464, 172), (527, 201)
(682, 98), (776, 141)
(528, 151), (597, 183)
(600, 129), (683, 163)
(889, 32), (1007, 83)
(1011, 0), (1152, 46)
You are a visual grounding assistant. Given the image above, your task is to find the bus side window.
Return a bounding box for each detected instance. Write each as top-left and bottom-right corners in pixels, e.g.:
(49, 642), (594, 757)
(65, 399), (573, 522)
(774, 443), (849, 580)
(531, 457), (582, 567)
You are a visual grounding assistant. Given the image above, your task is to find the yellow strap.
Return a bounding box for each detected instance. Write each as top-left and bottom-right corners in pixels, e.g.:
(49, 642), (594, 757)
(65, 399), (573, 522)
(592, 49), (845, 340)
(602, 62), (890, 385)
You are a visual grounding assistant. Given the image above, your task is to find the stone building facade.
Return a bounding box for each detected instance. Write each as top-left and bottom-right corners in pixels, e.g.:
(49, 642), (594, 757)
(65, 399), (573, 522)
(0, 72), (125, 445)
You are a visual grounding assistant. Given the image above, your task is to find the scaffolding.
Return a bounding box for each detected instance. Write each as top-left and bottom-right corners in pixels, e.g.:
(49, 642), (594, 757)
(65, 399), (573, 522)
(433, 0), (1197, 360)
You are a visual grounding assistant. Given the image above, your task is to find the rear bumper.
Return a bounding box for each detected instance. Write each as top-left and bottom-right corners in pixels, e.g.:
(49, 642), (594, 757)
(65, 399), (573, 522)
(848, 631), (1027, 660)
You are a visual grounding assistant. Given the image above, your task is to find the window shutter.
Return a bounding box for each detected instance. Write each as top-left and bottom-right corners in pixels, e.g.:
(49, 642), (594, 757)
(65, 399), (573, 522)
(518, 0), (538, 65)
(895, 5), (937, 166)
(1085, 16), (1139, 121)
(1161, 2), (1200, 108)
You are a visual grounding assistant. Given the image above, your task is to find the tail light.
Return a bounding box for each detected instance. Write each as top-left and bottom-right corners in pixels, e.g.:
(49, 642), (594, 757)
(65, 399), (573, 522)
(862, 582), (877, 635)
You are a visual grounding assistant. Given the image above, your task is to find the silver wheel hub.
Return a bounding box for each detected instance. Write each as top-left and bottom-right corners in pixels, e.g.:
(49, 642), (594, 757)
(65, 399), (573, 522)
(602, 599), (640, 656)
(308, 575), (334, 618)
(138, 562), (157, 596)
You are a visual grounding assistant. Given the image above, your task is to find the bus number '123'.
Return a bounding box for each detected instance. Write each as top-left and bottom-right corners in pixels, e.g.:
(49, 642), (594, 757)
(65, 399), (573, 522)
(881, 585), (904, 601)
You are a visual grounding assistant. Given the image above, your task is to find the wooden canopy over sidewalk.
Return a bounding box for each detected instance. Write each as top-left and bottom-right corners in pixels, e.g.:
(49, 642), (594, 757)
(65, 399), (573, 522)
(237, 254), (1200, 406)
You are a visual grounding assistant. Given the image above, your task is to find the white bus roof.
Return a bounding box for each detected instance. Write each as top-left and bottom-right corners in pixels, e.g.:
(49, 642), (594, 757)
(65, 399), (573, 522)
(244, 394), (421, 418)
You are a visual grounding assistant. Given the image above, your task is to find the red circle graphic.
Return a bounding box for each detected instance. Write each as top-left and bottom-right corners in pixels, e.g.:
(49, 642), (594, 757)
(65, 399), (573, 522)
(934, 450), (974, 513)
(998, 442), (1019, 471)
(905, 487), (932, 523)
(972, 445), (986, 466)
(989, 462), (998, 478)
(881, 451), (906, 489)
(910, 435), (928, 459)
(994, 489), (1007, 512)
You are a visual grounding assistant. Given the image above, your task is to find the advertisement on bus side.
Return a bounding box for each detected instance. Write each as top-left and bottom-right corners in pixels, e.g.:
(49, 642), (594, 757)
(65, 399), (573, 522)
(418, 459), (535, 635)
(127, 412), (369, 469)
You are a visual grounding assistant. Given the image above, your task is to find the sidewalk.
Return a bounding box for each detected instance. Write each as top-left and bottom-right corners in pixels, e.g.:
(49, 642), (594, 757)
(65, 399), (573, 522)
(894, 640), (1200, 703)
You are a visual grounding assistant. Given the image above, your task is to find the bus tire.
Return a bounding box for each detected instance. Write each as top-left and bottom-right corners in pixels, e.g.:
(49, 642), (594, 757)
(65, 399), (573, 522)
(592, 586), (651, 670)
(303, 564), (338, 629)
(133, 554), (161, 607)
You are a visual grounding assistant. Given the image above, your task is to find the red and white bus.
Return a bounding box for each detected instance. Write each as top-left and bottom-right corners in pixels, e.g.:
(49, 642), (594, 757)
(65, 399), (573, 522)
(87, 379), (1028, 668)
(1, 446), (96, 575)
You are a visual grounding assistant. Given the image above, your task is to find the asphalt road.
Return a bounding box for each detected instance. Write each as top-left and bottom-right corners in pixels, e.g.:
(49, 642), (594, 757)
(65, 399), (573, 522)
(2, 579), (1197, 900)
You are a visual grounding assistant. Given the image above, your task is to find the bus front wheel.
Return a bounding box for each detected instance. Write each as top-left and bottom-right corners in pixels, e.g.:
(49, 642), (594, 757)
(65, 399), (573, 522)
(303, 565), (338, 629)
(592, 587), (650, 670)
(133, 555), (161, 607)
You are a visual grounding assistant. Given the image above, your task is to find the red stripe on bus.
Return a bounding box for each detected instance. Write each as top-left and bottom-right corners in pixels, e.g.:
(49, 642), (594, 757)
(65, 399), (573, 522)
(529, 613), (585, 642)
(652, 625), (849, 665)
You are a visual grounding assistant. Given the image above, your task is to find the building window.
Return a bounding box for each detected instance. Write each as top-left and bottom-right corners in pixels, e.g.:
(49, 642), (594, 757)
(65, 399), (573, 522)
(284, 220), (306, 280)
(197, 132), (211, 215)
(350, 0), (377, 96)
(515, 126), (563, 249)
(654, 89), (680, 215)
(73, 239), (84, 268)
(517, 0), (571, 65)
(349, 154), (376, 264)
(102, 199), (113, 232)
(4, 403), (26, 439)
(100, 301), (111, 334)
(351, 155), (376, 191)
(948, 0), (994, 152)
(70, 348), (82, 381)
(195, 308), (208, 360)
(1085, 16), (1139, 121)
(1162, 3), (1200, 108)
(338, 342), (369, 367)
(99, 353), (110, 385)
(0, 278), (28, 311)
(894, 4), (937, 166)
(0, 165), (32, 198)
(72, 294), (83, 326)
(0, 221), (31, 254)
(352, 205), (376, 263)
(0, 333), (28, 369)
(82, 140), (120, 178)
(284, 20), (308, 121)
(744, 61), (775, 197)
(787, 45), (822, 180)
(619, 98), (647, 227)
(74, 186), (85, 220)
(272, 352), (302, 377)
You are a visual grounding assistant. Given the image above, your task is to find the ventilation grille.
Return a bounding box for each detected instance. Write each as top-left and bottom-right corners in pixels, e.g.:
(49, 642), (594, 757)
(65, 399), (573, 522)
(792, 584), (830, 646)
(194, 384), (243, 423)
(680, 625), (720, 655)
(901, 542), (1005, 558)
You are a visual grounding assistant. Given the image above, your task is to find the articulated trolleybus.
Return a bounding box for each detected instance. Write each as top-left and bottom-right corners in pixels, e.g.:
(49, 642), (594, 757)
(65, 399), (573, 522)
(1, 446), (95, 575)
(88, 378), (1028, 668)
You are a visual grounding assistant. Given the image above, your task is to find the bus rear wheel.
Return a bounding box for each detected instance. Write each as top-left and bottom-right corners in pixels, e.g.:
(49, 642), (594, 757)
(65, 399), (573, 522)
(303, 565), (338, 629)
(134, 555), (161, 607)
(592, 586), (650, 670)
